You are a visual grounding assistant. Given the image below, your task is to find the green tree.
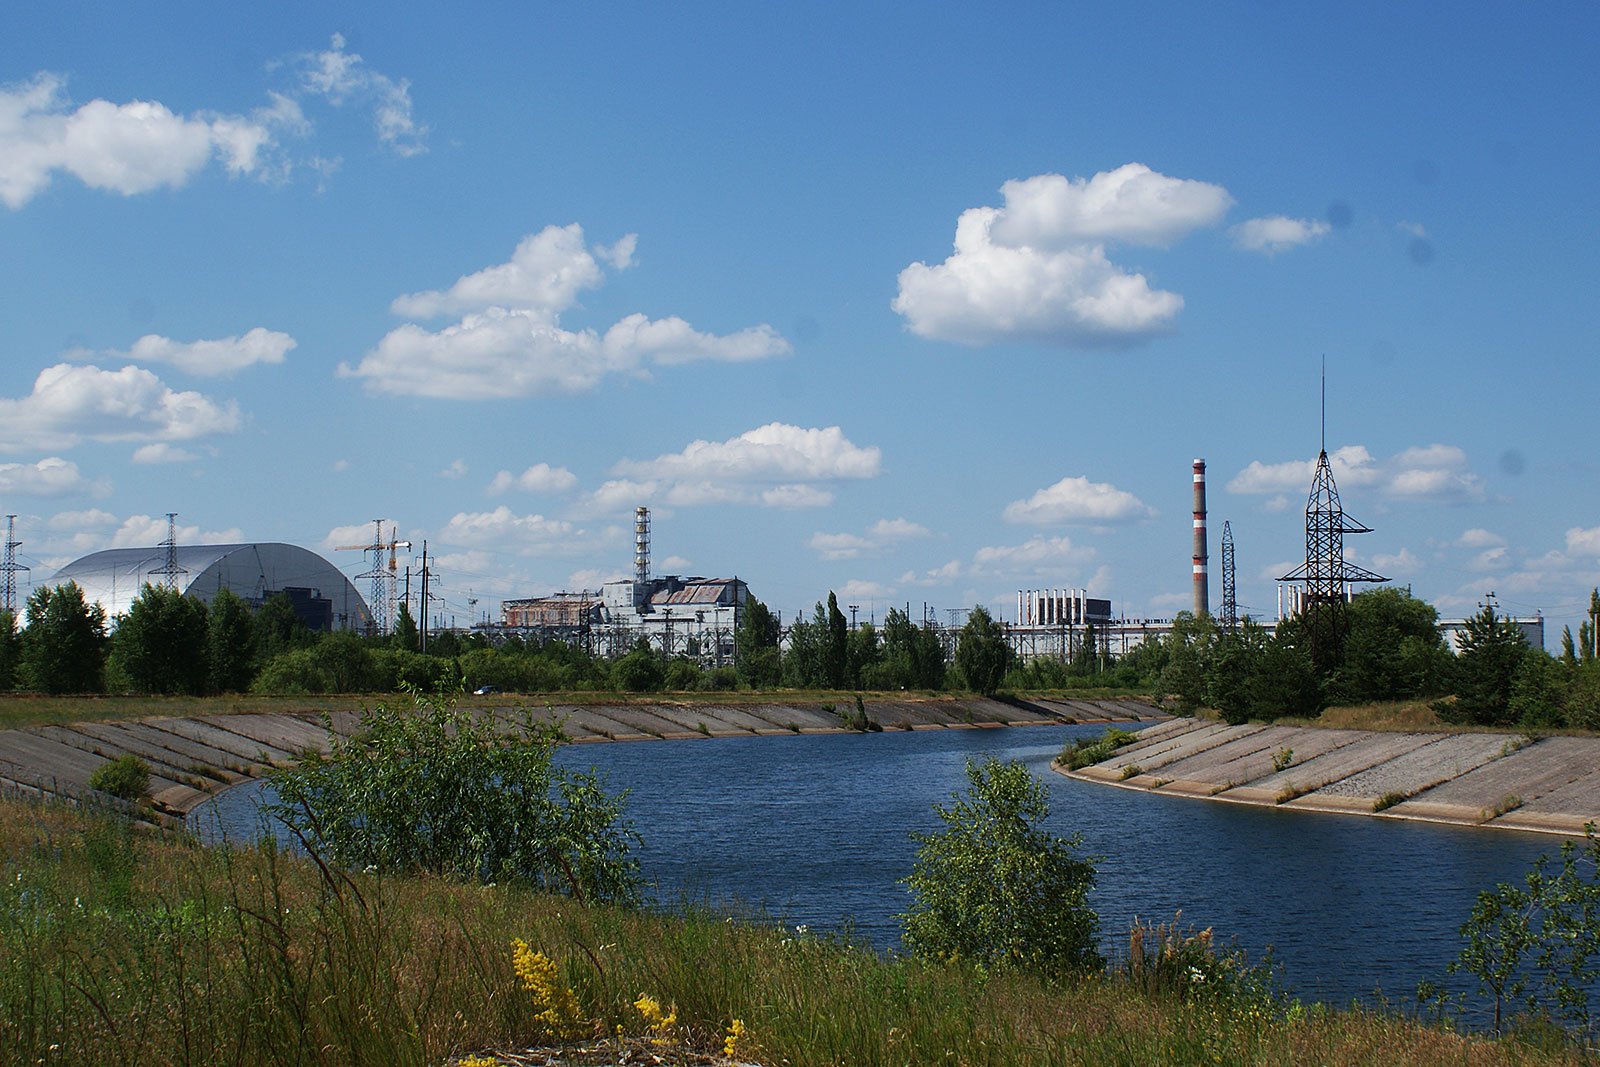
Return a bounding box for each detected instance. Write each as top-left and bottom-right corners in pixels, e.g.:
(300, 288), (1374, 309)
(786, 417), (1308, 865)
(253, 592), (312, 664)
(871, 607), (946, 690)
(110, 584), (209, 695)
(782, 603), (829, 688)
(613, 640), (665, 692)
(0, 609), (18, 691)
(205, 587), (256, 693)
(19, 582), (107, 694)
(1329, 588), (1451, 703)
(847, 619), (880, 688)
(267, 686), (641, 903)
(1246, 627), (1322, 720)
(900, 757), (1100, 973)
(735, 596), (781, 687)
(392, 602), (420, 652)
(1452, 827), (1600, 1034)
(1443, 602), (1529, 727)
(954, 605), (1011, 696)
(1205, 619), (1267, 724)
(1159, 611), (1215, 714)
(824, 592), (848, 688)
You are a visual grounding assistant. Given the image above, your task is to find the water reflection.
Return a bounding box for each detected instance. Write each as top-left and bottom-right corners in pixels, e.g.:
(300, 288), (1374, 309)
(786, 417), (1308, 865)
(190, 722), (1559, 1011)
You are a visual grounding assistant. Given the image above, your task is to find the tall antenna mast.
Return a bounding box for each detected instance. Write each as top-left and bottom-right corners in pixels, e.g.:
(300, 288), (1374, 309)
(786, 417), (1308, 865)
(149, 512), (187, 591)
(1, 515), (28, 615)
(1219, 520), (1238, 632)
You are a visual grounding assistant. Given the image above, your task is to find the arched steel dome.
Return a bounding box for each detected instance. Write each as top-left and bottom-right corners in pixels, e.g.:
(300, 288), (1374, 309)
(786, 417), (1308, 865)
(49, 543), (372, 632)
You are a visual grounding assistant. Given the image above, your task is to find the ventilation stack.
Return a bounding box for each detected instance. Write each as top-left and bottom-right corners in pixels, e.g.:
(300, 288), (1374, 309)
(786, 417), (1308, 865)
(633, 506), (651, 606)
(1192, 459), (1209, 617)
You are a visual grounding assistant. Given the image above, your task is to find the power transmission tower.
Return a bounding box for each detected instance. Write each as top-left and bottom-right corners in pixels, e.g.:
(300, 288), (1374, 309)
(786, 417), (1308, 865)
(149, 513), (187, 591)
(1219, 520), (1238, 632)
(336, 520), (410, 635)
(1, 515), (28, 616)
(1277, 371), (1386, 670)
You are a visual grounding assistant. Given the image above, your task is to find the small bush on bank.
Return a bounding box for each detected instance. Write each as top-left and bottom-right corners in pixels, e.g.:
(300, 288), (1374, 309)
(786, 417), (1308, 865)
(1059, 726), (1140, 770)
(87, 753), (150, 801)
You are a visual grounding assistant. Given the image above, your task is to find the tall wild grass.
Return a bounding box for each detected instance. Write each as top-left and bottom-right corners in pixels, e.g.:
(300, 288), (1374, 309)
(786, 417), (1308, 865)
(0, 794), (1576, 1066)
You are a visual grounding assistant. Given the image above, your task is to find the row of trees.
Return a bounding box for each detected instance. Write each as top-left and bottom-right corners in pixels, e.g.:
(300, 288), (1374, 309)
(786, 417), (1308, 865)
(6, 579), (1599, 727)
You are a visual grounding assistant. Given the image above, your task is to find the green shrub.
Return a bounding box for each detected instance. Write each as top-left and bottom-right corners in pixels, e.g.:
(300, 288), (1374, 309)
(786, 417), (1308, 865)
(87, 753), (150, 802)
(1059, 726), (1139, 770)
(900, 757), (1100, 973)
(267, 685), (640, 903)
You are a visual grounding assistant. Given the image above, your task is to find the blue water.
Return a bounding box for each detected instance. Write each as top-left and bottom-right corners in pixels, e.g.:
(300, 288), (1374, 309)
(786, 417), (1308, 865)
(190, 722), (1562, 1012)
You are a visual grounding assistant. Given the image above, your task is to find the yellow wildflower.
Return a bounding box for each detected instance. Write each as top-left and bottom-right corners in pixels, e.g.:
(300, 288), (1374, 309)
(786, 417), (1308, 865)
(633, 993), (677, 1044)
(458, 1057), (501, 1067)
(723, 1017), (746, 1057)
(510, 938), (587, 1041)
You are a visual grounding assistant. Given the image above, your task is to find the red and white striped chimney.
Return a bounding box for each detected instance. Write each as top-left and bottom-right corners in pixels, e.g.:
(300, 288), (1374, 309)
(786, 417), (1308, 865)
(1192, 458), (1209, 617)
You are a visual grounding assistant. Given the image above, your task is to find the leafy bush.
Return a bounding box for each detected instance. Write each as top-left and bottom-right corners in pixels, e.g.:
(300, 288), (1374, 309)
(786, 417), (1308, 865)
(88, 753), (150, 802)
(267, 686), (641, 903)
(900, 757), (1100, 973)
(1059, 726), (1139, 770)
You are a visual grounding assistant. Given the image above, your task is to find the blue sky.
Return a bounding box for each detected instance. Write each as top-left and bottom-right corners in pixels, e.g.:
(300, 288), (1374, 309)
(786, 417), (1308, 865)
(3, 3), (1598, 644)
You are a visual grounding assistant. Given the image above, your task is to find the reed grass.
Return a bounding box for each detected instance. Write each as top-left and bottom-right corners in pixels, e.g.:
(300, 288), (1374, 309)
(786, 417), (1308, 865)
(0, 795), (1575, 1066)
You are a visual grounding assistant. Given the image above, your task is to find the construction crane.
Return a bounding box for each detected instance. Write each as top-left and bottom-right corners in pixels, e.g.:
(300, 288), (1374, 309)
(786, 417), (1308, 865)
(336, 519), (411, 635)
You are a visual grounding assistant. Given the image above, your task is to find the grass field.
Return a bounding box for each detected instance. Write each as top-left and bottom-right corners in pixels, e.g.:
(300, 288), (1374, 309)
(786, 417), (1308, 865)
(0, 793), (1577, 1067)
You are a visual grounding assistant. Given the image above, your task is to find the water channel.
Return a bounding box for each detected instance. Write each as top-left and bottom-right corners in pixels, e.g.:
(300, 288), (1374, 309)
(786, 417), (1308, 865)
(189, 721), (1563, 1013)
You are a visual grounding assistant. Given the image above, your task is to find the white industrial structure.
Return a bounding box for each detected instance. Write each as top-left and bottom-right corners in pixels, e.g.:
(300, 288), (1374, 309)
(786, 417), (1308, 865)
(49, 543), (373, 632)
(500, 507), (749, 665)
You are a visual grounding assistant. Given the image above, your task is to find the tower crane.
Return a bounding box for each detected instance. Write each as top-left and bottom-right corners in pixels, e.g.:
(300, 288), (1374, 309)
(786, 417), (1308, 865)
(336, 519), (411, 635)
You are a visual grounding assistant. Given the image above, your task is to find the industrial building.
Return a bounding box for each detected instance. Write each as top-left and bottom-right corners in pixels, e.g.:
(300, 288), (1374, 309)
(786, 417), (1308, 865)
(49, 542), (373, 632)
(500, 507), (749, 666)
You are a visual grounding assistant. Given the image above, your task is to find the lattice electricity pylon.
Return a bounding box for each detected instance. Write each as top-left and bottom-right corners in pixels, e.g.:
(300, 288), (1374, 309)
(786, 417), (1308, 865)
(1, 515), (28, 616)
(1219, 520), (1238, 632)
(336, 519), (409, 635)
(148, 513), (188, 591)
(1277, 450), (1387, 671)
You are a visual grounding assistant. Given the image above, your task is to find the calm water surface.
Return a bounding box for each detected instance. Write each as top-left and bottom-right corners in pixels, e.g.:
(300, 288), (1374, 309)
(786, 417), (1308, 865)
(190, 722), (1561, 1010)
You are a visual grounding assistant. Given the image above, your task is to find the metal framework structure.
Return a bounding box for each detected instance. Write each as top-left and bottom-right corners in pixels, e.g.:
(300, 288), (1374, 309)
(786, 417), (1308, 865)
(1277, 449), (1386, 669)
(148, 513), (187, 591)
(337, 519), (410, 635)
(1, 515), (27, 616)
(1219, 520), (1238, 632)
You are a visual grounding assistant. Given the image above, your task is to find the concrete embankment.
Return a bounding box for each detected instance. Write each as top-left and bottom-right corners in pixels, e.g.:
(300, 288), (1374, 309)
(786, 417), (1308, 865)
(0, 695), (1162, 821)
(1059, 717), (1600, 837)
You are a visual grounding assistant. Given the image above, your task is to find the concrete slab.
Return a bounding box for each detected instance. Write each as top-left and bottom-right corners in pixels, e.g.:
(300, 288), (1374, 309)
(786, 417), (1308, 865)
(145, 717), (296, 766)
(1395, 736), (1600, 823)
(1313, 733), (1514, 804)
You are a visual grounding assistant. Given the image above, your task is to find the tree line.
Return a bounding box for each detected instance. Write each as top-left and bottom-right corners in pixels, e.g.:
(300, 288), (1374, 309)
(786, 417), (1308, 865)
(4, 579), (1599, 727)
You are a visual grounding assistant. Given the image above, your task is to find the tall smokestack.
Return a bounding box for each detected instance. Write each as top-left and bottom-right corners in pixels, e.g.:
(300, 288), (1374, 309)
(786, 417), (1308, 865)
(634, 505), (651, 590)
(1192, 459), (1209, 617)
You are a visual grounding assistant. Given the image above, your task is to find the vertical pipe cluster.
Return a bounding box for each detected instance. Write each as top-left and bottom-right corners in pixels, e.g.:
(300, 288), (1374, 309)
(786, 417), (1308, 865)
(634, 506), (651, 606)
(1192, 459), (1209, 617)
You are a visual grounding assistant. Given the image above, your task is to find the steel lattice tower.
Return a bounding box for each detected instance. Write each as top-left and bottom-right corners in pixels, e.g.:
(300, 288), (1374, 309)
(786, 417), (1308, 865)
(148, 513), (187, 591)
(355, 519), (395, 636)
(1219, 520), (1238, 632)
(1277, 450), (1386, 670)
(1, 515), (28, 616)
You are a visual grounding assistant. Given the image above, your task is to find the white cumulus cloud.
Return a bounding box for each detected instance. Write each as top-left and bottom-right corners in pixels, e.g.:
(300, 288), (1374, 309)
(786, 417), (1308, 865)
(971, 535), (1095, 578)
(0, 73), (305, 209)
(488, 463), (578, 495)
(809, 517), (930, 560)
(0, 363), (240, 452)
(0, 457), (103, 497)
(576, 424), (880, 516)
(1566, 527), (1600, 557)
(440, 507), (586, 555)
(1229, 443), (1484, 504)
(1229, 215), (1331, 254)
(346, 225), (789, 399)
(892, 163), (1230, 347)
(109, 514), (242, 548)
(113, 327), (294, 377)
(130, 443), (198, 464)
(1003, 475), (1155, 525)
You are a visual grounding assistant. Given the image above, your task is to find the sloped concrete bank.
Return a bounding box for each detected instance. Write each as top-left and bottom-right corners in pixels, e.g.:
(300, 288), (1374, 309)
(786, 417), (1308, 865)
(1059, 717), (1600, 837)
(0, 695), (1163, 821)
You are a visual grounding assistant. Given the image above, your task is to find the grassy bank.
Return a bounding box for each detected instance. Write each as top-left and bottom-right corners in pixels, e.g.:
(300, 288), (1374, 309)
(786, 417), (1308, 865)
(0, 795), (1570, 1067)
